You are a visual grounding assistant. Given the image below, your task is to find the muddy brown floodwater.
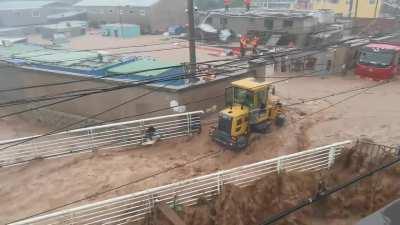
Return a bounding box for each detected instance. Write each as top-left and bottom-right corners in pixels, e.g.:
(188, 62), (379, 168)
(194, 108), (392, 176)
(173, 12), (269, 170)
(152, 143), (400, 225)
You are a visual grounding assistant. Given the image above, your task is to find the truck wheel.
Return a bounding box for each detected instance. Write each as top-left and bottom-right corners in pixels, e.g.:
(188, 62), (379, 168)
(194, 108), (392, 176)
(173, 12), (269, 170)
(235, 136), (248, 151)
(275, 115), (286, 127)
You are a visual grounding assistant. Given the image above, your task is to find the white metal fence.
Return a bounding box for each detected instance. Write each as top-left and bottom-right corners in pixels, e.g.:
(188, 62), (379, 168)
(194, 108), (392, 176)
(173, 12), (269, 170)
(12, 140), (352, 225)
(0, 111), (203, 168)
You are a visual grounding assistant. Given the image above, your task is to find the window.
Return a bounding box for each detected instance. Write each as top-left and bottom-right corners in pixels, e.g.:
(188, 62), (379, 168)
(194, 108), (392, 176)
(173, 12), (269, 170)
(129, 10), (134, 14)
(139, 9), (146, 16)
(109, 9), (113, 13)
(249, 17), (255, 23)
(264, 19), (273, 30)
(369, 0), (376, 4)
(283, 20), (293, 28)
(329, 0), (339, 3)
(233, 87), (254, 108)
(256, 90), (267, 109)
(32, 11), (40, 17)
(15, 11), (21, 16)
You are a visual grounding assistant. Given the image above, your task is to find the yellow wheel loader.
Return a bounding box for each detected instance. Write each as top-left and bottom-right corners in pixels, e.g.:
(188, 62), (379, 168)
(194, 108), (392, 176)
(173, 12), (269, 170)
(210, 77), (285, 151)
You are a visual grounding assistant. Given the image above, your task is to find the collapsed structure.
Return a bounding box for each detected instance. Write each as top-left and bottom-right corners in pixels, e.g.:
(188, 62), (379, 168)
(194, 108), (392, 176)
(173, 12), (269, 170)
(196, 8), (341, 47)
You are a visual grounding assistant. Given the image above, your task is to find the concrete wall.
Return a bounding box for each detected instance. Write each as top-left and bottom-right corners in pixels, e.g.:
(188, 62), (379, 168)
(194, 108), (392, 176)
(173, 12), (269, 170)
(0, 64), (253, 127)
(79, 6), (152, 33)
(78, 0), (187, 33)
(0, 8), (63, 27)
(200, 14), (313, 46)
(149, 0), (187, 32)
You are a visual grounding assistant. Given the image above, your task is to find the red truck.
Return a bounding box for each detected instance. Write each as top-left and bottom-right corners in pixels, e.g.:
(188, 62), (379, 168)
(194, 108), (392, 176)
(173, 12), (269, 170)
(355, 43), (400, 80)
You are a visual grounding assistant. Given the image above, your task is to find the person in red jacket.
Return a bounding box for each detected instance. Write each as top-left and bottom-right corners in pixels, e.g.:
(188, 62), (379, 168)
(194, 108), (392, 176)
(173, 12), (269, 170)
(224, 0), (231, 11)
(251, 36), (260, 55)
(240, 35), (249, 58)
(244, 0), (251, 11)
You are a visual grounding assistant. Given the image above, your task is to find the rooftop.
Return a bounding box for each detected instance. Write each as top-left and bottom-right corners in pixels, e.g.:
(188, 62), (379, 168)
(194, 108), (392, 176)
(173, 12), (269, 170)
(47, 10), (87, 20)
(107, 59), (178, 77)
(201, 8), (317, 18)
(40, 21), (88, 30)
(75, 0), (160, 7)
(0, 1), (54, 10)
(365, 43), (400, 51)
(0, 43), (123, 72)
(231, 77), (271, 90)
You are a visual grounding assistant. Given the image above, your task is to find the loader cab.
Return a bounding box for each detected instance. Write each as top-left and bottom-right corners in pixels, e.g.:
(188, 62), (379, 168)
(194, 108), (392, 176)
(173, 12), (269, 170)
(211, 78), (284, 151)
(225, 78), (275, 125)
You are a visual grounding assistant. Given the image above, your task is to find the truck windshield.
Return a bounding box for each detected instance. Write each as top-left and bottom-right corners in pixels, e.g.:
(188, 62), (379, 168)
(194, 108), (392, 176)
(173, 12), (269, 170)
(359, 49), (395, 67)
(233, 87), (254, 108)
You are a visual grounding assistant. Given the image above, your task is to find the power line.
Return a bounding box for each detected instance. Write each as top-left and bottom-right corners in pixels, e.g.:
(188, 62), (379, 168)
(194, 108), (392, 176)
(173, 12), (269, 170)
(0, 70), (322, 166)
(295, 80), (393, 122)
(0, 57), (240, 94)
(285, 81), (393, 107)
(0, 67), (251, 156)
(3, 13), (395, 225)
(5, 75), (393, 224)
(0, 44), (336, 109)
(261, 155), (400, 225)
(7, 76), (391, 225)
(0, 32), (371, 96)
(6, 149), (221, 225)
(0, 27), (371, 74)
(0, 51), (294, 109)
(0, 49), (383, 156)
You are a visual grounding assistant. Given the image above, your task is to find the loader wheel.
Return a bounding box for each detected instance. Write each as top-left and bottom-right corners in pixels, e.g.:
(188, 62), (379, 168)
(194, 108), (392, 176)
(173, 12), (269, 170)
(275, 115), (286, 127)
(253, 122), (271, 134)
(234, 136), (248, 151)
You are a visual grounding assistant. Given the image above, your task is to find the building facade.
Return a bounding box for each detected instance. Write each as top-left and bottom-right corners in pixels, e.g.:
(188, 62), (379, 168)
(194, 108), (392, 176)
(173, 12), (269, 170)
(252, 0), (297, 9)
(310, 0), (383, 18)
(197, 8), (336, 47)
(74, 0), (187, 34)
(0, 0), (77, 27)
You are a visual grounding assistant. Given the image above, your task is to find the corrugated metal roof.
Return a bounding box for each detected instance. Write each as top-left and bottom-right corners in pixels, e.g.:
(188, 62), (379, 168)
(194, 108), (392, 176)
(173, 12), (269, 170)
(75, 0), (160, 7)
(108, 59), (177, 76)
(0, 1), (54, 10)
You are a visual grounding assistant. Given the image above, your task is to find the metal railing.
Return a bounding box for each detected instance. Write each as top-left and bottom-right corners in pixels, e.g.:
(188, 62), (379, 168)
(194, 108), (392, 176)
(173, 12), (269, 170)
(12, 140), (352, 225)
(0, 111), (203, 168)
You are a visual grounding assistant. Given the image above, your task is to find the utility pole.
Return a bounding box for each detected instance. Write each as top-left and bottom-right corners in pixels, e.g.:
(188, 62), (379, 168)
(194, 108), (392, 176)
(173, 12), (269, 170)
(348, 0), (353, 17)
(187, 0), (197, 76)
(354, 0), (359, 18)
(374, 0), (380, 18)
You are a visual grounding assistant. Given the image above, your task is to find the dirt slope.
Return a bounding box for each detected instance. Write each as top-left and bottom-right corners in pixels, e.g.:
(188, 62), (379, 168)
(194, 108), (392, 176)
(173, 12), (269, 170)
(155, 146), (400, 225)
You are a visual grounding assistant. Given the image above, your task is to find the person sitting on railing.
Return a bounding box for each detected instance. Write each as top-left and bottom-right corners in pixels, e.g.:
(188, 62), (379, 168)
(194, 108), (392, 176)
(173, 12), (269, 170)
(145, 126), (156, 141)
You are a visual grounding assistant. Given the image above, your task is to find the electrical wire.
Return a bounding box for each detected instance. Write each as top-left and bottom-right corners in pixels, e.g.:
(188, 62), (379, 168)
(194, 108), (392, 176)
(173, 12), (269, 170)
(0, 32), (369, 96)
(0, 70), (323, 167)
(4, 72), (394, 225)
(7, 77), (393, 225)
(0, 45), (336, 110)
(261, 155), (400, 225)
(4, 17), (399, 224)
(5, 149), (221, 225)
